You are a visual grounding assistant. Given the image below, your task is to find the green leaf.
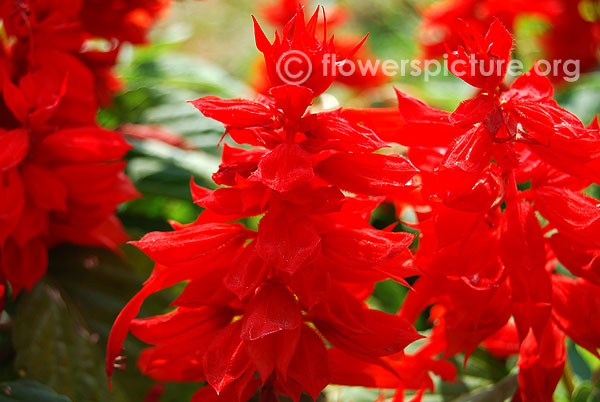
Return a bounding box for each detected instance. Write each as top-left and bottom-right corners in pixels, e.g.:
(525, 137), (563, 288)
(568, 340), (593, 381)
(571, 382), (600, 402)
(12, 281), (115, 402)
(372, 279), (408, 314)
(575, 345), (600, 374)
(45, 245), (181, 402)
(0, 379), (72, 402)
(462, 348), (510, 383)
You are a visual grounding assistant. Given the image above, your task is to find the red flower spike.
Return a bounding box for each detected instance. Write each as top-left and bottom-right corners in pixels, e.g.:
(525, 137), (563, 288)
(130, 307), (232, 347)
(0, 0), (159, 295)
(329, 348), (457, 396)
(106, 7), (423, 399)
(320, 227), (415, 278)
(289, 260), (331, 311)
(172, 269), (237, 308)
(339, 107), (405, 144)
(322, 14), (600, 402)
(441, 125), (493, 173)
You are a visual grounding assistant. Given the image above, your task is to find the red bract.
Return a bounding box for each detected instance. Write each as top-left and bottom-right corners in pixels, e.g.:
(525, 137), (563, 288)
(106, 8), (423, 401)
(0, 0), (151, 294)
(345, 18), (600, 401)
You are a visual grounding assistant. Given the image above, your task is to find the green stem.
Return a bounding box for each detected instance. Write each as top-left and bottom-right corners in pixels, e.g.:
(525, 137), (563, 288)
(562, 360), (575, 398)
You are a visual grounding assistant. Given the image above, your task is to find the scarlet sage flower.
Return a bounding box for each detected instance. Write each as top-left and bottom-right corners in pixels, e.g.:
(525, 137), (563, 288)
(1, 0), (171, 107)
(417, 0), (599, 81)
(107, 8), (423, 401)
(0, 0), (151, 295)
(416, 0), (557, 60)
(342, 18), (600, 401)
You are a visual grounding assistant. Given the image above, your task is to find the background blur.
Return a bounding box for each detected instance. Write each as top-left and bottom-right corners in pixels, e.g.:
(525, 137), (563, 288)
(7, 0), (599, 401)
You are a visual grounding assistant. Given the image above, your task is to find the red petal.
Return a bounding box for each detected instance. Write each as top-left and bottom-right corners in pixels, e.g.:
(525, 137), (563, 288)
(251, 143), (314, 193)
(321, 226), (415, 272)
(500, 198), (552, 342)
(289, 260), (331, 311)
(552, 276), (600, 357)
(189, 96), (273, 128)
(302, 111), (388, 153)
(548, 233), (600, 285)
(131, 307), (231, 346)
(0, 129), (28, 170)
(202, 321), (251, 394)
(131, 223), (251, 267)
(286, 325), (330, 400)
(0, 169), (25, 244)
(534, 186), (600, 249)
(241, 282), (302, 340)
(441, 125), (493, 173)
(246, 327), (301, 381)
(517, 323), (565, 402)
(316, 152), (418, 196)
(1, 237), (47, 295)
(340, 107), (405, 143)
(256, 209), (320, 274)
(269, 84), (313, 124)
(22, 164), (67, 211)
(36, 127), (131, 163)
(224, 243), (269, 300)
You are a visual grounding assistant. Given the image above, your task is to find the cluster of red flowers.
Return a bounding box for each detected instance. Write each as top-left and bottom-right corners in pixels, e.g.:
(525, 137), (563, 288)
(105, 3), (600, 402)
(106, 8), (430, 401)
(0, 0), (168, 296)
(417, 0), (600, 80)
(341, 19), (600, 401)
